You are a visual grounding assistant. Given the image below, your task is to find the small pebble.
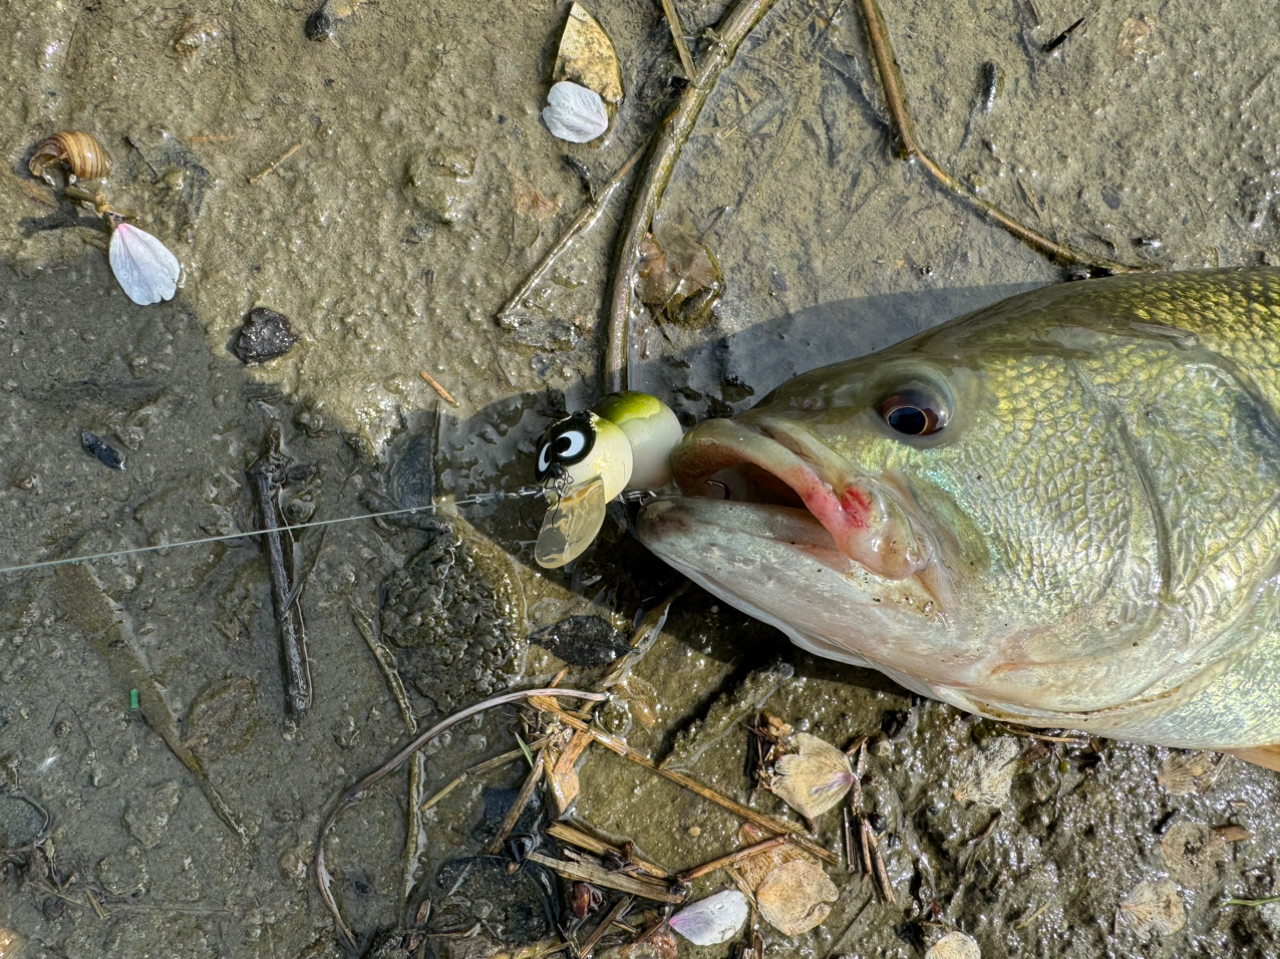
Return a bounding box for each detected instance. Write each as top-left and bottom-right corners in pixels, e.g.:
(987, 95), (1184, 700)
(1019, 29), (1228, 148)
(233, 307), (300, 364)
(81, 430), (125, 471)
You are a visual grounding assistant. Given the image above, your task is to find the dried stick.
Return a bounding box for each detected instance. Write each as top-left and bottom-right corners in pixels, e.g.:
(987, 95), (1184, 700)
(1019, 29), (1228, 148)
(577, 895), (635, 956)
(525, 852), (683, 904)
(314, 688), (607, 945)
(487, 751), (547, 854)
(604, 0), (781, 393)
(248, 426), (311, 723)
(658, 0), (697, 80)
(248, 143), (301, 183)
(419, 370), (460, 407)
(545, 823), (670, 879)
(855, 0), (1153, 275)
(497, 144), (647, 323)
(533, 698), (839, 866)
(675, 835), (788, 882)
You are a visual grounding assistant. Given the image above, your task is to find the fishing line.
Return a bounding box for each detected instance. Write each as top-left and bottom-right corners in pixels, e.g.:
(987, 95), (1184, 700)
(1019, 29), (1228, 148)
(0, 486), (548, 577)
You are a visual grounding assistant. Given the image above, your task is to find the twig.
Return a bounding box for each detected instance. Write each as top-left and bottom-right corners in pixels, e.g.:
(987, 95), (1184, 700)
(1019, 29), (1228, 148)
(861, 817), (895, 903)
(419, 370), (460, 407)
(248, 426), (311, 723)
(1225, 894), (1280, 907)
(314, 688), (607, 946)
(545, 822), (669, 879)
(676, 836), (788, 882)
(420, 771), (468, 812)
(496, 143), (647, 323)
(658, 0), (697, 81)
(351, 603), (416, 733)
(54, 566), (249, 845)
(723, 863), (756, 906)
(1013, 901), (1051, 929)
(854, 0), (1153, 276)
(604, 0), (781, 393)
(825, 895), (874, 958)
(577, 895), (635, 956)
(487, 751), (546, 854)
(532, 698), (839, 866)
(248, 142), (301, 183)
(525, 852), (683, 904)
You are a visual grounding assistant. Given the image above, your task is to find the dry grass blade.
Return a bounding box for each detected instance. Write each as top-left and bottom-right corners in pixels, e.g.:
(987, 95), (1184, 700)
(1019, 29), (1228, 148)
(313, 688), (607, 946)
(497, 143), (647, 322)
(604, 0), (781, 393)
(487, 751), (546, 854)
(854, 0), (1154, 276)
(676, 836), (788, 883)
(532, 698), (839, 866)
(576, 894), (635, 955)
(248, 142), (301, 183)
(658, 0), (697, 80)
(525, 851), (684, 904)
(545, 822), (670, 879)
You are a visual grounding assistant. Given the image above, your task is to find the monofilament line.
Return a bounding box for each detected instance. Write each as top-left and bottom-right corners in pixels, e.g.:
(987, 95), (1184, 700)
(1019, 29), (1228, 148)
(0, 487), (546, 576)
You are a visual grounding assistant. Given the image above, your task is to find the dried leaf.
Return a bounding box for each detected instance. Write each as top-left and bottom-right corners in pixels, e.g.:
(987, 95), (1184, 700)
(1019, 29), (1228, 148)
(755, 859), (838, 936)
(669, 890), (750, 945)
(1119, 878), (1185, 937)
(735, 825), (806, 890)
(636, 219), (722, 322)
(1214, 823), (1250, 843)
(952, 737), (1020, 807)
(553, 3), (623, 105)
(513, 177), (562, 221)
(1157, 750), (1223, 796)
(925, 932), (981, 959)
(761, 712), (793, 741)
(545, 729), (592, 815)
(769, 732), (854, 819)
(1160, 821), (1227, 889)
(620, 674), (659, 729)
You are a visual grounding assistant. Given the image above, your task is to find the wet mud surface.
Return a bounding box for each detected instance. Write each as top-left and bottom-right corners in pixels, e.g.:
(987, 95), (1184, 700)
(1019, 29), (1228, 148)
(4, 0), (1280, 956)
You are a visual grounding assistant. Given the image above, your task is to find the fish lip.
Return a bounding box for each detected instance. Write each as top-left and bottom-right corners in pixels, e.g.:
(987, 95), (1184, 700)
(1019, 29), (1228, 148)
(668, 417), (933, 579)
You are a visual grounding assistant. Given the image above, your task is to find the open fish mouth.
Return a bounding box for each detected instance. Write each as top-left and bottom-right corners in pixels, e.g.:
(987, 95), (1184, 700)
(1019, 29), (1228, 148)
(665, 416), (932, 581)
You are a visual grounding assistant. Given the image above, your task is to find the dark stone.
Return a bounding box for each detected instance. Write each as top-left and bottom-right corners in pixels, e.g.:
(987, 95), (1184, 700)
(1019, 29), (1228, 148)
(233, 308), (300, 364)
(528, 616), (629, 667)
(81, 430), (125, 470)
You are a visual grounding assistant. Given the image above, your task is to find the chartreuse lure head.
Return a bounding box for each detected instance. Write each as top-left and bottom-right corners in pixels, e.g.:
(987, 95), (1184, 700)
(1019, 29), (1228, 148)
(534, 392), (682, 568)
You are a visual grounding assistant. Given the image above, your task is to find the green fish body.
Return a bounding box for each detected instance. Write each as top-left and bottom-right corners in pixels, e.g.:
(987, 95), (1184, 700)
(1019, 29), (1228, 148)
(639, 268), (1280, 767)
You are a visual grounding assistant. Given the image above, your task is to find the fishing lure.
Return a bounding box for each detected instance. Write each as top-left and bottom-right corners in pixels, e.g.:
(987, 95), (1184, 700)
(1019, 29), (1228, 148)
(533, 391), (682, 568)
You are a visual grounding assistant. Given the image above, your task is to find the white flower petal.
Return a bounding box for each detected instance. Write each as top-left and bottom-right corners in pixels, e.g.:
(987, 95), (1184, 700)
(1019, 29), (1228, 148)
(109, 223), (180, 305)
(542, 81), (609, 143)
(669, 890), (749, 946)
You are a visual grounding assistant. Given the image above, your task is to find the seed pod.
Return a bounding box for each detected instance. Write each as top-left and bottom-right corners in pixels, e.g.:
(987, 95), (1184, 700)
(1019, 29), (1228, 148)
(29, 131), (112, 185)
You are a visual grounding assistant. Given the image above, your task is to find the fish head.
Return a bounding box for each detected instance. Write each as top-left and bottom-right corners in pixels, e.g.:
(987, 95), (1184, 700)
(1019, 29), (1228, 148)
(639, 283), (1211, 723)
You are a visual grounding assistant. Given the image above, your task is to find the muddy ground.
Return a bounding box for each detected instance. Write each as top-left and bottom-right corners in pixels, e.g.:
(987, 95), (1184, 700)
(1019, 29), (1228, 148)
(3, 0), (1280, 956)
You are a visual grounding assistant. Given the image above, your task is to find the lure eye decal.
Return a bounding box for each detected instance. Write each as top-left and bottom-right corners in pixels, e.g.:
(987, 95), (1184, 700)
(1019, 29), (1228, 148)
(535, 413), (597, 481)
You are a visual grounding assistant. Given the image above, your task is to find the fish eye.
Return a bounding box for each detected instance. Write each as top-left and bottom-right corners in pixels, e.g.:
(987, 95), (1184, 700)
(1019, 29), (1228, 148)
(876, 386), (949, 437)
(535, 413), (597, 481)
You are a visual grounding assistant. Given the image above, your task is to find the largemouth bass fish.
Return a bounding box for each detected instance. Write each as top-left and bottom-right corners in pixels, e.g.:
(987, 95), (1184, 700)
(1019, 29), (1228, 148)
(638, 268), (1280, 769)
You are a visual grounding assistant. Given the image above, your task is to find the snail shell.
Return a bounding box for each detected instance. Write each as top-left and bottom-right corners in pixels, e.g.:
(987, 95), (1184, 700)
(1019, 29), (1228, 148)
(28, 131), (111, 185)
